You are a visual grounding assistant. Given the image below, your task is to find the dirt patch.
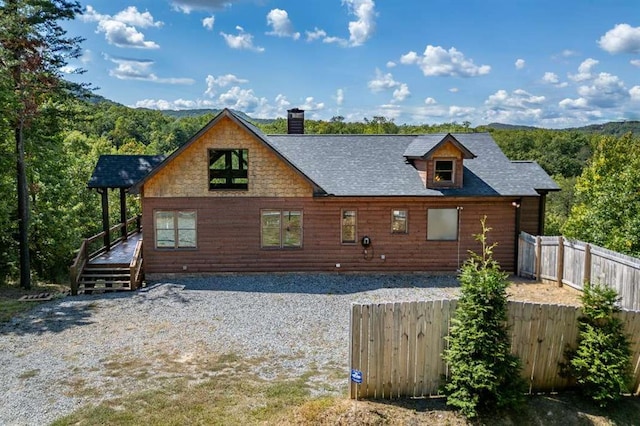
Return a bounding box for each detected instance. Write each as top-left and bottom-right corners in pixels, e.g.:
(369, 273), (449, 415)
(507, 278), (582, 306)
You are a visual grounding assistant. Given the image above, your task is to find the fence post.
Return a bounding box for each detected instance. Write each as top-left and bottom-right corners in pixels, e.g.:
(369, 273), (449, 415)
(557, 236), (564, 287)
(535, 236), (542, 282)
(583, 243), (591, 284)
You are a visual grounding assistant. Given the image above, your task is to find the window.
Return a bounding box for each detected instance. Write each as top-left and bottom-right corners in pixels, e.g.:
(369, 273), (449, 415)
(209, 149), (248, 190)
(434, 160), (454, 183)
(427, 208), (458, 241)
(391, 209), (408, 234)
(261, 210), (302, 248)
(341, 209), (357, 243)
(155, 211), (197, 248)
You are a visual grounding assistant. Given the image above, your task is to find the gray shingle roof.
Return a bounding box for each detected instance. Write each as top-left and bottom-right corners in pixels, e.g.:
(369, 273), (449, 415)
(403, 133), (476, 159)
(265, 132), (559, 197)
(126, 109), (559, 197)
(88, 155), (165, 189)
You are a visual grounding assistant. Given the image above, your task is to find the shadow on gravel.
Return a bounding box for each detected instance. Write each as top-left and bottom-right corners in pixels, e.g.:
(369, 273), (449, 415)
(0, 301), (97, 336)
(147, 273), (460, 295)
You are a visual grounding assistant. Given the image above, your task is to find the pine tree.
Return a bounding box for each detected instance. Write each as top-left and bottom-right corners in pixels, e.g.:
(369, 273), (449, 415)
(443, 217), (524, 418)
(564, 282), (632, 407)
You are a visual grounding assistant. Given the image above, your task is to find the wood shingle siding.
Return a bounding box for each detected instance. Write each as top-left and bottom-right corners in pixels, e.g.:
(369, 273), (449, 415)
(142, 196), (518, 274)
(143, 116), (313, 198)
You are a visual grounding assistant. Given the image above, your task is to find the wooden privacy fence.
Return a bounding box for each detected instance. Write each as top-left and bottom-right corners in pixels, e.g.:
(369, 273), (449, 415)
(518, 232), (640, 311)
(349, 300), (640, 400)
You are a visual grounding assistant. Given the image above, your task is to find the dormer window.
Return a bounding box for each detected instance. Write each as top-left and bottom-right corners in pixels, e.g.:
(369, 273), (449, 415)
(434, 160), (454, 183)
(403, 133), (476, 190)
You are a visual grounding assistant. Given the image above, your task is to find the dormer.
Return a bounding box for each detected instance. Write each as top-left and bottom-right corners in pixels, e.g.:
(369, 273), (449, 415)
(404, 134), (476, 189)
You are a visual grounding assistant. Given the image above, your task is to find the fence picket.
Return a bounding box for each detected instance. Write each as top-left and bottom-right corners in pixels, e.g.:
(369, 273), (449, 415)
(351, 299), (640, 399)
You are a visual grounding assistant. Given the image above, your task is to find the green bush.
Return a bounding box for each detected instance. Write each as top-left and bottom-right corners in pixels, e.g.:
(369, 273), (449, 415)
(564, 282), (632, 407)
(442, 217), (524, 418)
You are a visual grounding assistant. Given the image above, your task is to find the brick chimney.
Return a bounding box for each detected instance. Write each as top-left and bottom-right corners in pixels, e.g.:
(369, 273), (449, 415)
(287, 108), (305, 134)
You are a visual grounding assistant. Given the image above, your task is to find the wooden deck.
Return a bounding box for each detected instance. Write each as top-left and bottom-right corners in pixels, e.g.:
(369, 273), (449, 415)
(89, 233), (142, 265)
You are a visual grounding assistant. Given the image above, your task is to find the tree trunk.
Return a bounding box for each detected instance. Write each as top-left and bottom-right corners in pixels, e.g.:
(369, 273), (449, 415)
(16, 121), (31, 289)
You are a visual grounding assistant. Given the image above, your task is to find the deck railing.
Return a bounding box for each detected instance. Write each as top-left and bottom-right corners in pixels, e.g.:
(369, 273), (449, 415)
(70, 215), (142, 295)
(129, 239), (144, 290)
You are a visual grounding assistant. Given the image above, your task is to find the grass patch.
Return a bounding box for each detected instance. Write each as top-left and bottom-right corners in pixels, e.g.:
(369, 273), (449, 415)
(18, 369), (40, 379)
(52, 367), (334, 426)
(0, 280), (68, 323)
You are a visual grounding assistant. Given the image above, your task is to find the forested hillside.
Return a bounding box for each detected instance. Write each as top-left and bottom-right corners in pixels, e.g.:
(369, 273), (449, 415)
(1, 94), (639, 284)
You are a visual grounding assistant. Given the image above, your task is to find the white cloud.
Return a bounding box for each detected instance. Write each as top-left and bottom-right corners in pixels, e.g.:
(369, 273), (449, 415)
(569, 58), (599, 82)
(204, 73), (249, 97)
(300, 96), (325, 111)
(305, 27), (327, 42)
(305, 1), (376, 47)
(424, 97), (437, 105)
(449, 106), (476, 118)
(542, 72), (568, 88)
(598, 23), (640, 54)
(631, 59), (640, 67)
(134, 98), (215, 110)
(202, 16), (215, 30)
(60, 65), (79, 74)
(80, 49), (93, 64)
(576, 72), (628, 108)
(515, 59), (525, 69)
(400, 45), (491, 77)
(561, 49), (579, 57)
(392, 83), (410, 103)
(81, 5), (162, 49)
(113, 6), (163, 28)
(630, 86), (640, 101)
(343, 0), (377, 46)
(217, 86), (267, 112)
(220, 26), (264, 52)
(485, 89), (545, 109)
(336, 88), (344, 106)
(266, 9), (300, 40)
(559, 97), (589, 110)
(367, 69), (399, 92)
(171, 0), (236, 13)
(386, 61), (396, 68)
(106, 56), (194, 84)
(449, 87), (459, 93)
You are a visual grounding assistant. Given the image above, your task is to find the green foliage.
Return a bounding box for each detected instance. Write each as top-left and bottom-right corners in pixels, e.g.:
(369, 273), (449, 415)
(443, 217), (524, 418)
(563, 133), (640, 256)
(563, 283), (632, 407)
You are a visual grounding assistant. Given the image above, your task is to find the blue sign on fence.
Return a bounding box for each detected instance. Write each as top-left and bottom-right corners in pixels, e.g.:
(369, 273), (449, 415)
(350, 369), (363, 384)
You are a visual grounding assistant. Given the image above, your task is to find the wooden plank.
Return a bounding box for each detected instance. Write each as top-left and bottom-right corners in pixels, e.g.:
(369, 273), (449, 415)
(391, 302), (402, 398)
(383, 303), (394, 398)
(407, 301), (418, 397)
(349, 303), (361, 399)
(360, 304), (370, 398)
(414, 301), (427, 397)
(398, 301), (409, 396)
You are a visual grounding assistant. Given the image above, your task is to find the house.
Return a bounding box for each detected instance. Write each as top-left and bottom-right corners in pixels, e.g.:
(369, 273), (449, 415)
(127, 108), (558, 276)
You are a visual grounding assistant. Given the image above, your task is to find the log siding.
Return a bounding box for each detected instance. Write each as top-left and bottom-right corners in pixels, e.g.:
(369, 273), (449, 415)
(142, 196), (519, 275)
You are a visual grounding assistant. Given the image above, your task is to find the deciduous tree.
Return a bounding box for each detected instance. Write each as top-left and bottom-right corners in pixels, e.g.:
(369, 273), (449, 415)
(0, 0), (82, 288)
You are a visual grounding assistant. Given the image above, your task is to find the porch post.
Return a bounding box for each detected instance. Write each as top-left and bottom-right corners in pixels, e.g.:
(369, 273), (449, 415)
(100, 188), (110, 251)
(120, 188), (127, 240)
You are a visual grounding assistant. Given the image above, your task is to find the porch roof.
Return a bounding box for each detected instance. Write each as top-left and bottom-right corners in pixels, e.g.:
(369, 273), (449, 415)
(88, 154), (166, 189)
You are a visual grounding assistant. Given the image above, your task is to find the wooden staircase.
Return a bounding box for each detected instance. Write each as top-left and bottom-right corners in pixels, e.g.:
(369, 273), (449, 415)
(78, 264), (135, 294)
(70, 220), (144, 295)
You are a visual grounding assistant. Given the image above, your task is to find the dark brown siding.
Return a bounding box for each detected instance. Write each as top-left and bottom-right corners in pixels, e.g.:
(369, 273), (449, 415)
(142, 197), (520, 274)
(520, 196), (541, 236)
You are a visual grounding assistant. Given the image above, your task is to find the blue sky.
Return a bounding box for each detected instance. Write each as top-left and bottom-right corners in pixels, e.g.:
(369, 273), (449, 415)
(63, 0), (640, 127)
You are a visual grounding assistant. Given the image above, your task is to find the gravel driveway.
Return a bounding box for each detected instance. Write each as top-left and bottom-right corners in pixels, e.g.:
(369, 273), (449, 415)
(0, 273), (459, 425)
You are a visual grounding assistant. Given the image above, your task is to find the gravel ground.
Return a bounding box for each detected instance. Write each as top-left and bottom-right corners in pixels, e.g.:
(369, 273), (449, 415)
(0, 273), (460, 426)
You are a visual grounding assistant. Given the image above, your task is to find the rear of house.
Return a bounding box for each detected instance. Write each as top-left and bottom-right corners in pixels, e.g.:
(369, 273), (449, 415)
(132, 109), (558, 276)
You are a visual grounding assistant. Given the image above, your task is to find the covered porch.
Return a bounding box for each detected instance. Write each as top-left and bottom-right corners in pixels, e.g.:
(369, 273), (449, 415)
(69, 154), (164, 294)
